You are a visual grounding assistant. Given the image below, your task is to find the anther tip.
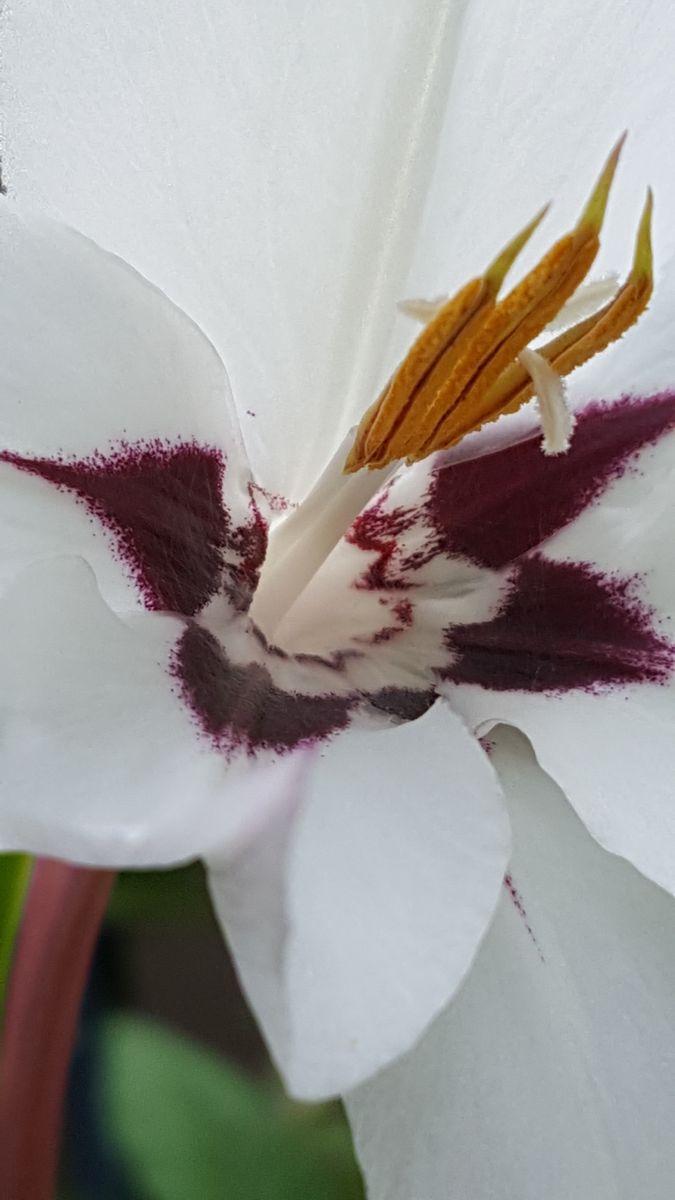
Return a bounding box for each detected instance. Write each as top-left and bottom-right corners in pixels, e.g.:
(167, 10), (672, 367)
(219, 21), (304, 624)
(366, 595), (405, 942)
(631, 186), (654, 281)
(484, 202), (551, 292)
(645, 184), (654, 211)
(578, 133), (627, 234)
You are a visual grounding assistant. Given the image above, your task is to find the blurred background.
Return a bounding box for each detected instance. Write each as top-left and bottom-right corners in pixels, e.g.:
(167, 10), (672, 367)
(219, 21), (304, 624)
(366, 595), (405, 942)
(3, 859), (366, 1200)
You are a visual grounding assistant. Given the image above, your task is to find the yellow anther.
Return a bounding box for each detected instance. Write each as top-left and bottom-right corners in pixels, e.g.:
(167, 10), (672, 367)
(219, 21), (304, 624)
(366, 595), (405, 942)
(361, 277), (491, 463)
(632, 185), (653, 279)
(408, 144), (625, 460)
(480, 188), (654, 419)
(346, 208), (547, 473)
(345, 139), (642, 473)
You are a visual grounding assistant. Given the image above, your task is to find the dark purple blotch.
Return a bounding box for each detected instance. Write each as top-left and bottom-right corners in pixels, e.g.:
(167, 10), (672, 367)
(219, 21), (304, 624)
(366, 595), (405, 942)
(174, 623), (354, 753)
(428, 393), (675, 569)
(442, 555), (675, 693)
(175, 624), (437, 755)
(2, 441), (267, 616)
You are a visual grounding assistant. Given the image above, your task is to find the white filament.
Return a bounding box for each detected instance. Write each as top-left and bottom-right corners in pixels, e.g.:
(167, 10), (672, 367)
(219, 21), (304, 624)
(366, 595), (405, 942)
(518, 347), (575, 456)
(398, 295), (449, 323)
(250, 433), (391, 638)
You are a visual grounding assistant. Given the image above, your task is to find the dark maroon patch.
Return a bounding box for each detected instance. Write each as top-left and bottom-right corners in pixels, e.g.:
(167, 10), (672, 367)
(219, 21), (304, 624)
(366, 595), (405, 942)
(174, 623), (436, 754)
(429, 392), (675, 569)
(228, 492), (268, 611)
(174, 623), (354, 754)
(2, 441), (267, 616)
(443, 555), (675, 692)
(368, 686), (437, 722)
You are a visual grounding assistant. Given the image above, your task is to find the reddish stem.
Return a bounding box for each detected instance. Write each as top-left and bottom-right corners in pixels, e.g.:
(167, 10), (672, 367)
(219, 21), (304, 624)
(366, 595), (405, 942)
(0, 858), (115, 1200)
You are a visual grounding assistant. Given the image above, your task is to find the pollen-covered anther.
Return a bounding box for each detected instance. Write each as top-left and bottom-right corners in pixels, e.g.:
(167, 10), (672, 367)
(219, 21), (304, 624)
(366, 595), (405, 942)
(343, 203), (550, 473)
(480, 186), (654, 420)
(344, 135), (654, 474)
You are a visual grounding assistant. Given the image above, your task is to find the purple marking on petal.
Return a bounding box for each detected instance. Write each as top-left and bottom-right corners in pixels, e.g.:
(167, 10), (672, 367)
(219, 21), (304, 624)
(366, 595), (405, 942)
(174, 623), (354, 754)
(227, 493), (269, 612)
(2, 441), (267, 616)
(347, 488), (419, 590)
(504, 873), (544, 961)
(174, 623), (437, 754)
(368, 686), (437, 722)
(443, 555), (675, 693)
(429, 393), (675, 569)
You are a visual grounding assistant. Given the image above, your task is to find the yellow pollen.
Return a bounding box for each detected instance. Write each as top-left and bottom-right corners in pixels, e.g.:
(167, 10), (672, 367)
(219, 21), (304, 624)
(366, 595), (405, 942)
(346, 135), (652, 473)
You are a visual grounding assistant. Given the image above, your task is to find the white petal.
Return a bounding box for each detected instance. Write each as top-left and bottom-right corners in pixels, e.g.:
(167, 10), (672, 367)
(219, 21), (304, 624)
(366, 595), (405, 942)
(207, 701), (510, 1099)
(382, 2), (675, 384)
(348, 726), (675, 1200)
(446, 405), (675, 894)
(404, 2), (675, 290)
(2, 0), (467, 500)
(0, 207), (256, 611)
(0, 556), (305, 866)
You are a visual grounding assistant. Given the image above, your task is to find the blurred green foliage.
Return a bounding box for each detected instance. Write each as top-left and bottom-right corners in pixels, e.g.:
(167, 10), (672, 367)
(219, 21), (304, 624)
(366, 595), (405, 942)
(0, 853), (31, 1014)
(100, 1012), (365, 1200)
(108, 863), (211, 925)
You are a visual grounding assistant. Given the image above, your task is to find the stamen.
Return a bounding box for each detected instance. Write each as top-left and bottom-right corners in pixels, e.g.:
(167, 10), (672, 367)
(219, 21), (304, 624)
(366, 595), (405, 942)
(519, 347), (575, 455)
(407, 137), (624, 460)
(400, 273), (620, 334)
(346, 137), (646, 474)
(344, 206), (548, 473)
(479, 188), (653, 419)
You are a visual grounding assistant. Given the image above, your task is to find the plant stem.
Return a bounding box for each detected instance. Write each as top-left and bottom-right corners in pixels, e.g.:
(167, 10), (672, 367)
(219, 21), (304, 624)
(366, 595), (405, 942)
(0, 858), (115, 1200)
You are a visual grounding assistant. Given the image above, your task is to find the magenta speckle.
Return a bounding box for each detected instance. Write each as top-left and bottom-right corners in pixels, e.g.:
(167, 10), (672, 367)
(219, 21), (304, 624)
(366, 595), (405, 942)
(393, 598), (414, 626)
(504, 873), (544, 960)
(228, 491), (268, 610)
(347, 490), (419, 590)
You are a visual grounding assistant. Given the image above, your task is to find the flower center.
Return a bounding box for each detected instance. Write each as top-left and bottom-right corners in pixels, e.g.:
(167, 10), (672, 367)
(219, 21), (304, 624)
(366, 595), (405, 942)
(346, 136), (653, 472)
(252, 139), (654, 640)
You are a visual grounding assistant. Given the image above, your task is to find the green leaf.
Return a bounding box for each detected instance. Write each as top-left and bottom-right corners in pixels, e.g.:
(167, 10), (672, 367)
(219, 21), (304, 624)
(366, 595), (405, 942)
(107, 863), (211, 925)
(0, 854), (31, 1016)
(101, 1013), (365, 1200)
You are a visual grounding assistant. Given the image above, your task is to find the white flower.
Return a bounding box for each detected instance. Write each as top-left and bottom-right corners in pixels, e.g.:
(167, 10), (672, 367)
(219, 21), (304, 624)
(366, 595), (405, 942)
(3, 1), (675, 1196)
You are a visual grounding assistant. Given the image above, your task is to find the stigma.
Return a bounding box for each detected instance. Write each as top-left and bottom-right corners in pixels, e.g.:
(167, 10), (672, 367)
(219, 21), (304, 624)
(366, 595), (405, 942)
(346, 136), (653, 473)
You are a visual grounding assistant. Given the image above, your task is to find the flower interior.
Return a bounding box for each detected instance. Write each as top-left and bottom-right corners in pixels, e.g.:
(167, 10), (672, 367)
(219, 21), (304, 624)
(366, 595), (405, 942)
(1, 139), (666, 764)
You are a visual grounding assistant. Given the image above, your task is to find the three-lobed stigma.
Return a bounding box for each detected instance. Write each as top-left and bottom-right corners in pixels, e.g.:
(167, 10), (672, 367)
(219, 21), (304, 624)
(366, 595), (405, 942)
(346, 136), (653, 473)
